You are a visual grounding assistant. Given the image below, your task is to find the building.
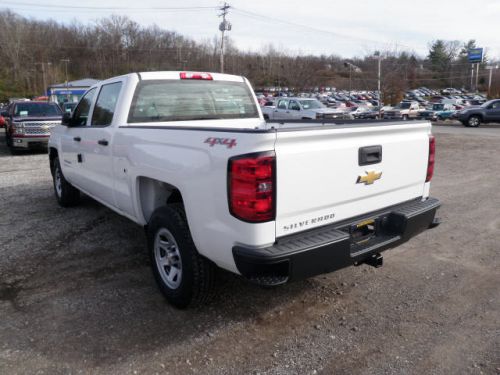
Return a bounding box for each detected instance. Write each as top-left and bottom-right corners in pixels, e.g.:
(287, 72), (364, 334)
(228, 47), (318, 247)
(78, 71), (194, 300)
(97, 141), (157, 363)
(47, 78), (99, 106)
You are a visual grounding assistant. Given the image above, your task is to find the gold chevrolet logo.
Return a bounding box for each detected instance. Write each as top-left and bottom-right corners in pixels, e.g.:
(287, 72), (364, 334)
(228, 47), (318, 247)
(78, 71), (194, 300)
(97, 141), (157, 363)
(357, 170), (382, 185)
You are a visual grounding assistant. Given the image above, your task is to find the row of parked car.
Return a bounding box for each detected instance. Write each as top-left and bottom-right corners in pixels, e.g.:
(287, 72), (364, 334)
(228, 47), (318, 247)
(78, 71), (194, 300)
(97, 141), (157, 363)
(259, 93), (500, 127)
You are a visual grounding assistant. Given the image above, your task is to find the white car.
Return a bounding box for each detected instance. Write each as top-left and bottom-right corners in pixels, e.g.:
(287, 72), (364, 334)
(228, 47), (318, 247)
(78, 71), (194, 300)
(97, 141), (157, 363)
(48, 71), (440, 308)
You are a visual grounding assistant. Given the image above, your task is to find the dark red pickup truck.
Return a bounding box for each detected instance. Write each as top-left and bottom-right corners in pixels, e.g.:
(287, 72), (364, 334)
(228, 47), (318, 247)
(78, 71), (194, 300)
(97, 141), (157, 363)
(2, 101), (62, 153)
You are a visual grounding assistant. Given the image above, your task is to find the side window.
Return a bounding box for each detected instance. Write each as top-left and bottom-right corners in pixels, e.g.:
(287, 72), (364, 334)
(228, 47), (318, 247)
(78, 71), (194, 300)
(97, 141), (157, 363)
(289, 100), (300, 110)
(72, 88), (97, 126)
(491, 101), (500, 109)
(277, 100), (287, 110)
(91, 82), (123, 126)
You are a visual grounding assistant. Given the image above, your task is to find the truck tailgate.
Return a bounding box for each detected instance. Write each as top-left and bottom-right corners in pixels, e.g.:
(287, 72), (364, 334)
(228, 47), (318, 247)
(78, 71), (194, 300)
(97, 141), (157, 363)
(274, 122), (431, 237)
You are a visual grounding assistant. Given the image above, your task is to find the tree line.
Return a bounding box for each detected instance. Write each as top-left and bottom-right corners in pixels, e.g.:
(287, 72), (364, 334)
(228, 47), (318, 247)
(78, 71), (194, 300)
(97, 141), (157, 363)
(0, 10), (498, 103)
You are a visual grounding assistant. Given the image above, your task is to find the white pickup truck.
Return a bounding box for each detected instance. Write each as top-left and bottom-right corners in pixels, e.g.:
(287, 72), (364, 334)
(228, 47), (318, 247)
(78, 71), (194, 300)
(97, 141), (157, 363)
(261, 97), (348, 120)
(48, 71), (440, 308)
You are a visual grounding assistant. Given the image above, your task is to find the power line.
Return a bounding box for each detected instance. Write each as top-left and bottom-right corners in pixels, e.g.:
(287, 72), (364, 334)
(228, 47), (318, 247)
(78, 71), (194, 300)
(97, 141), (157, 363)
(0, 1), (218, 11)
(231, 7), (421, 52)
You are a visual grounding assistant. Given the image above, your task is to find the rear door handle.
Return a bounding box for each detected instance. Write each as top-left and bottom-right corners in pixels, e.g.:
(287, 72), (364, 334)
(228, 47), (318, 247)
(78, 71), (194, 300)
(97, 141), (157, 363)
(97, 139), (109, 146)
(73, 136), (81, 142)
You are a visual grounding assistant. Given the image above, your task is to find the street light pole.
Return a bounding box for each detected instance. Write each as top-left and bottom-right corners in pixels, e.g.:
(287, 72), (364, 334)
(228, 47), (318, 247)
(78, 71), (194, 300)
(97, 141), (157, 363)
(344, 61), (361, 98)
(374, 51), (383, 118)
(348, 64), (352, 95)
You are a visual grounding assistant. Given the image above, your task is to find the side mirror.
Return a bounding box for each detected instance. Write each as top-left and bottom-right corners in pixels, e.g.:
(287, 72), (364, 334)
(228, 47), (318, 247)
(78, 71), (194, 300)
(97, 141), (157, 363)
(61, 112), (72, 126)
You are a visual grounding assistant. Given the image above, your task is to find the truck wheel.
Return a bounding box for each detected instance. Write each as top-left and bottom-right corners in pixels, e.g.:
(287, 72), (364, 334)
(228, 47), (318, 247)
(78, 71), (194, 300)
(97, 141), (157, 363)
(467, 115), (481, 127)
(52, 156), (80, 207)
(147, 204), (215, 308)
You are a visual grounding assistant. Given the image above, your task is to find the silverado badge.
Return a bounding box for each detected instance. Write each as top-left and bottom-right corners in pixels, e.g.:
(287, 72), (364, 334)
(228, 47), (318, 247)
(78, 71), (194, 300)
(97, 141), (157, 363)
(357, 170), (382, 185)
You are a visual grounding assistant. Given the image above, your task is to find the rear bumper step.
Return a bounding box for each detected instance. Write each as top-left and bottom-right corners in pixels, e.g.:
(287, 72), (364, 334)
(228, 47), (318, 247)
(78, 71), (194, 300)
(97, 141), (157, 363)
(233, 197), (440, 285)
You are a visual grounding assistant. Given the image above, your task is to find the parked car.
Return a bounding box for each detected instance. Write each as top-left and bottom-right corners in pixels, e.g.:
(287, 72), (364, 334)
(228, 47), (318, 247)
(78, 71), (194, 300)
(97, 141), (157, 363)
(262, 97), (347, 120)
(383, 101), (422, 120)
(48, 71), (440, 308)
(0, 114), (5, 128)
(2, 101), (62, 153)
(418, 103), (457, 121)
(355, 107), (382, 119)
(456, 99), (500, 127)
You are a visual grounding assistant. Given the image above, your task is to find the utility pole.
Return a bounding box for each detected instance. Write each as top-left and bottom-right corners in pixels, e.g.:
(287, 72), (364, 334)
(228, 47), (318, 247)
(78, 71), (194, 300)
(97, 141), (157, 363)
(60, 59), (70, 86)
(470, 64), (474, 92)
(486, 65), (499, 97)
(218, 2), (231, 73)
(475, 63), (480, 92)
(35, 62), (52, 96)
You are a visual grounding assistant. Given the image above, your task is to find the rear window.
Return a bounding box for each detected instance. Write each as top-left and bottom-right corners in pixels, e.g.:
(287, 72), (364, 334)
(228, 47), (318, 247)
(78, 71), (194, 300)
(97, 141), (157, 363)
(14, 102), (61, 117)
(128, 80), (259, 123)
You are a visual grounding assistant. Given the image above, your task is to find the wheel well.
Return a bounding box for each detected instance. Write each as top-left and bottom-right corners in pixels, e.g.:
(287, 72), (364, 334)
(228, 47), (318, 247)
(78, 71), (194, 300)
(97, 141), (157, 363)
(469, 113), (482, 120)
(137, 177), (184, 223)
(49, 147), (58, 176)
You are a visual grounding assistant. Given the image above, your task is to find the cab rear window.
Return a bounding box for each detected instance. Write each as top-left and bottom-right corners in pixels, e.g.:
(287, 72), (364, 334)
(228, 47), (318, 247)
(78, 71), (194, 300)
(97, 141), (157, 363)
(128, 80), (259, 123)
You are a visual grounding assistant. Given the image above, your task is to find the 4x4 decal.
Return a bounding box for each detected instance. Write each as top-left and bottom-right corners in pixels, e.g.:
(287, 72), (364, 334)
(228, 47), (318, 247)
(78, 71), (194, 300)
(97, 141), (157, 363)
(204, 137), (237, 149)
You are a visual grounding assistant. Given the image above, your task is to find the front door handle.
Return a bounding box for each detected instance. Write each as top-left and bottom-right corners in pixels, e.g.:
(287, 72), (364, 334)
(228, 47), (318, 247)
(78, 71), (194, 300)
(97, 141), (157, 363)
(97, 139), (109, 146)
(73, 136), (81, 142)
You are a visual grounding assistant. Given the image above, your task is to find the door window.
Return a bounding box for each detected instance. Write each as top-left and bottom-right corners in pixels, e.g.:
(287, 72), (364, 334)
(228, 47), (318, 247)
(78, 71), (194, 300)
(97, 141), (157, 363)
(91, 82), (123, 126)
(72, 88), (96, 126)
(288, 100), (300, 111)
(277, 100), (288, 109)
(490, 101), (500, 109)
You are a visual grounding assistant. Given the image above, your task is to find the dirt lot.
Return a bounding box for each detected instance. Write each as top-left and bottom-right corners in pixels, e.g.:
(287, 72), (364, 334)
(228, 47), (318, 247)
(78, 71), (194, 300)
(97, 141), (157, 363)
(0, 125), (499, 375)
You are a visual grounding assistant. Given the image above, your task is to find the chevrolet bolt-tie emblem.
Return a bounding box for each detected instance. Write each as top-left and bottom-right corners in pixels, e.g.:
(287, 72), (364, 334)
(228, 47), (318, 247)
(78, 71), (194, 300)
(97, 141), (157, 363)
(357, 170), (382, 185)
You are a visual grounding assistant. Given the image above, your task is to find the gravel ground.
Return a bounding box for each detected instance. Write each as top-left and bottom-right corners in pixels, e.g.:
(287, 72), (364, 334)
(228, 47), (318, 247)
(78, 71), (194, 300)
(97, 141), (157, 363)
(0, 125), (499, 375)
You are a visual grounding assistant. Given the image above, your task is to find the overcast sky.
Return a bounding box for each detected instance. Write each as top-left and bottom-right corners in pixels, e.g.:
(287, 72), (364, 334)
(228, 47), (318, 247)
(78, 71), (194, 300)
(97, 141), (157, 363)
(3, 0), (500, 59)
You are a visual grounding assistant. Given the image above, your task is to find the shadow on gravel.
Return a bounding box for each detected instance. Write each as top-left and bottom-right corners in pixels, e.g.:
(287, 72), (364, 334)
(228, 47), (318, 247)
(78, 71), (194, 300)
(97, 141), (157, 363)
(0, 133), (48, 157)
(0, 193), (316, 367)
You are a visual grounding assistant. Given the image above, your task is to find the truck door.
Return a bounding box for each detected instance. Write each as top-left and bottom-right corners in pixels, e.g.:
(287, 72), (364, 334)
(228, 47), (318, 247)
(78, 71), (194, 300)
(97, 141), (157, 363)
(288, 100), (302, 119)
(77, 81), (123, 206)
(273, 99), (289, 120)
(485, 100), (500, 122)
(59, 88), (97, 187)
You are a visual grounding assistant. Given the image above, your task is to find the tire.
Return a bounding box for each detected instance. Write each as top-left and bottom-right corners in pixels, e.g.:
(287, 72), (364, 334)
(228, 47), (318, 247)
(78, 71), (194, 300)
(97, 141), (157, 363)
(52, 156), (80, 207)
(467, 115), (481, 127)
(402, 115), (409, 121)
(147, 204), (215, 308)
(263, 114), (269, 120)
(437, 115), (444, 121)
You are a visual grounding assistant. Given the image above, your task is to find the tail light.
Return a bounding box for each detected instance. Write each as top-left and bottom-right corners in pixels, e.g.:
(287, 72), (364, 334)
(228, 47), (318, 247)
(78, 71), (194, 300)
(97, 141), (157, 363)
(180, 72), (213, 80)
(426, 135), (435, 182)
(228, 152), (276, 223)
